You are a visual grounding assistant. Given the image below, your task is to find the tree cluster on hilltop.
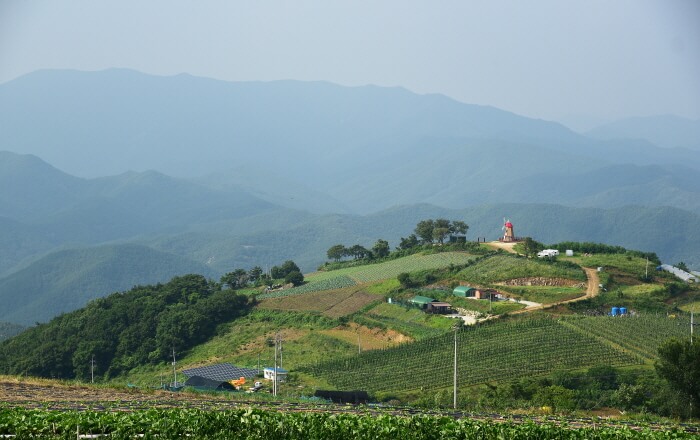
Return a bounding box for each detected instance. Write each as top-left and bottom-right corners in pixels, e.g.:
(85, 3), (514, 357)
(410, 219), (468, 245)
(220, 260), (304, 288)
(0, 275), (252, 380)
(326, 219), (470, 266)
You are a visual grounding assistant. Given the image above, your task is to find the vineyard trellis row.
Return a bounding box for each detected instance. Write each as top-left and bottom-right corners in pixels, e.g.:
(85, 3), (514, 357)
(302, 315), (686, 393)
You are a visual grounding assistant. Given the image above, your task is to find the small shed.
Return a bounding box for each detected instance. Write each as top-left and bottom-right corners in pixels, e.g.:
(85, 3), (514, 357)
(427, 302), (452, 314)
(410, 295), (435, 309)
(474, 289), (499, 300)
(453, 286), (477, 297)
(314, 390), (369, 404)
(184, 375), (235, 391)
(263, 367), (288, 382)
(448, 233), (467, 243)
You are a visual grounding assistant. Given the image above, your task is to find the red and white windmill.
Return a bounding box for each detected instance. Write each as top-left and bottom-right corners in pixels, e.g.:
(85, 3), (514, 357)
(501, 218), (515, 242)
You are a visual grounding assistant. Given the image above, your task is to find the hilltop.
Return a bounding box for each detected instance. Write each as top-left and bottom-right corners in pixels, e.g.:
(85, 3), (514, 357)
(2, 222), (698, 418)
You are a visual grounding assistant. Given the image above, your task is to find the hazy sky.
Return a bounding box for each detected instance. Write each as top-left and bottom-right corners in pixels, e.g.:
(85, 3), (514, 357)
(1, 0), (698, 126)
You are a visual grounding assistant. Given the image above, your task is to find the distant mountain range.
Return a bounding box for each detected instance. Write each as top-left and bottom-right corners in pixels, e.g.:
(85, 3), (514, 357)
(1, 69), (698, 214)
(586, 114), (700, 151)
(0, 69), (698, 325)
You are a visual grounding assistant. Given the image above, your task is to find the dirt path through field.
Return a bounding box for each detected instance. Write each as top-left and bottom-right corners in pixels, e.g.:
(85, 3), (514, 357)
(484, 241), (518, 253)
(503, 267), (600, 317)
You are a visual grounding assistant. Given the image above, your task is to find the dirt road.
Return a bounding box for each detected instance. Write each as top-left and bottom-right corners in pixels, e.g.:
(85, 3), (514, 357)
(484, 241), (518, 254)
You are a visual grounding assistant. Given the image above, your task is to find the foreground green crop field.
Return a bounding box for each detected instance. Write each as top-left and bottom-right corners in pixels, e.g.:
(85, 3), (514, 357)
(303, 314), (689, 394)
(0, 407), (695, 439)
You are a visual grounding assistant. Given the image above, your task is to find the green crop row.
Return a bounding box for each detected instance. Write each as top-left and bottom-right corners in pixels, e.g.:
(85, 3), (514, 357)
(0, 407), (694, 439)
(257, 276), (356, 299)
(309, 252), (475, 284)
(563, 314), (690, 361)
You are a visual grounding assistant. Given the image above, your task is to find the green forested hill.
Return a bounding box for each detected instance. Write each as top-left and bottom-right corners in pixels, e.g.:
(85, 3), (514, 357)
(0, 244), (217, 326)
(0, 275), (251, 379)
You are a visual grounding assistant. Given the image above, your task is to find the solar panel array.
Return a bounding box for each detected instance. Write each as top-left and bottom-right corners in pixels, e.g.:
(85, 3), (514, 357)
(181, 363), (258, 381)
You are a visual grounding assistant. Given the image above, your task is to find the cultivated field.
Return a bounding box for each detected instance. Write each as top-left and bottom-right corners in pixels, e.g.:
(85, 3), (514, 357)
(1, 379), (697, 438)
(308, 252), (476, 284)
(259, 285), (381, 318)
(303, 314), (688, 393)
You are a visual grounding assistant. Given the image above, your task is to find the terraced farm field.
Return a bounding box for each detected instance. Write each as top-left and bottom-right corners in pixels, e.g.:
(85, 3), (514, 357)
(456, 254), (586, 284)
(259, 286), (381, 318)
(498, 285), (585, 304)
(257, 275), (356, 299)
(309, 252), (476, 284)
(355, 302), (456, 340)
(304, 314), (690, 394)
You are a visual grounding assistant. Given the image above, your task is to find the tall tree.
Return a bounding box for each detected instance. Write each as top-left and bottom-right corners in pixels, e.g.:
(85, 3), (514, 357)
(248, 266), (263, 285)
(433, 227), (450, 244)
(398, 234), (419, 250)
(656, 338), (700, 417)
(327, 244), (346, 262)
(372, 239), (390, 259)
(348, 244), (370, 260)
(451, 220), (468, 235)
(220, 268), (248, 289)
(522, 237), (544, 258)
(271, 260), (301, 279)
(284, 270), (304, 286)
(415, 219), (435, 244)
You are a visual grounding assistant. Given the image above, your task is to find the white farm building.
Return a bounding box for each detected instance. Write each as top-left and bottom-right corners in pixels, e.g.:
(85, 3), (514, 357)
(658, 264), (698, 283)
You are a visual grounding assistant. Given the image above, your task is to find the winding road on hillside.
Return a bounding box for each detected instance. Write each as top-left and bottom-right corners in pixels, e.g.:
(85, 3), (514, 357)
(478, 242), (601, 316)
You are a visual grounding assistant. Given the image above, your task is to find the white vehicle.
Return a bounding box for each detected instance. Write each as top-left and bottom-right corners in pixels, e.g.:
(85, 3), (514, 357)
(537, 249), (559, 258)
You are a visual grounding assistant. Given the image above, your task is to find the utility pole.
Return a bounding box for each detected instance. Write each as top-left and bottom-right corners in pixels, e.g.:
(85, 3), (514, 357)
(90, 355), (95, 384)
(692, 312), (695, 345)
(273, 333), (282, 397)
(358, 332), (361, 354)
(453, 322), (460, 409)
(646, 257), (649, 280)
(172, 347), (177, 388)
(273, 334), (277, 397)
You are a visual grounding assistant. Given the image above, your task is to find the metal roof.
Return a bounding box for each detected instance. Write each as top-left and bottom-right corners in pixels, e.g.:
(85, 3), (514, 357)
(659, 264), (698, 282)
(410, 295), (435, 305)
(182, 363), (258, 381)
(184, 375), (235, 390)
(453, 286), (475, 293)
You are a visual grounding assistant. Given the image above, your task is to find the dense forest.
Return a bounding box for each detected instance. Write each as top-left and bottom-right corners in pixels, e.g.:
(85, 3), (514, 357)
(0, 275), (251, 380)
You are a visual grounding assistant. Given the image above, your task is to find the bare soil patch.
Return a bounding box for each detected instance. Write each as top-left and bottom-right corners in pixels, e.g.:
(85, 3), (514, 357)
(498, 277), (583, 287)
